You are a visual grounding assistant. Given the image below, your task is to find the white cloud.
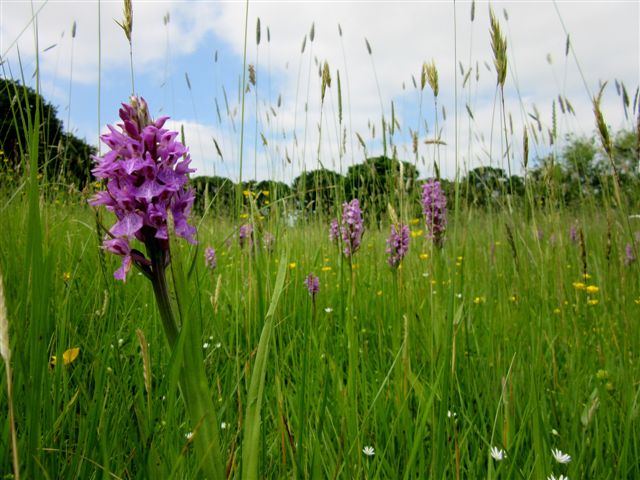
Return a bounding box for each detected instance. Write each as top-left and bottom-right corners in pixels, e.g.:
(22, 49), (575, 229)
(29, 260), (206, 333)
(1, 1), (219, 83)
(2, 1), (637, 182)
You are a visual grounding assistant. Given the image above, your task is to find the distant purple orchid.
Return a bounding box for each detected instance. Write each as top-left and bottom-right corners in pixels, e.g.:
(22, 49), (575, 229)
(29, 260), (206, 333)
(204, 247), (217, 270)
(329, 218), (340, 243)
(239, 223), (253, 249)
(569, 225), (578, 244)
(304, 273), (320, 300)
(421, 179), (447, 248)
(624, 243), (636, 266)
(386, 224), (410, 268)
(340, 199), (364, 257)
(90, 96), (196, 281)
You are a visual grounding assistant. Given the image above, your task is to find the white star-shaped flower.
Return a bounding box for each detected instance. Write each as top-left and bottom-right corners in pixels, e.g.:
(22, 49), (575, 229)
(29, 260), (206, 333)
(362, 446), (375, 457)
(490, 446), (506, 461)
(551, 448), (571, 464)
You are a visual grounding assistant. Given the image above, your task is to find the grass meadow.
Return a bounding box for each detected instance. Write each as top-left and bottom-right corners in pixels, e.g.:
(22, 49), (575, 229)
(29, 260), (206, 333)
(1, 2), (639, 479)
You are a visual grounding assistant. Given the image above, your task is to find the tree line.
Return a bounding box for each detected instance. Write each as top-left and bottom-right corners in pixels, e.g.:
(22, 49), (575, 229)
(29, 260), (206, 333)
(1, 77), (638, 216)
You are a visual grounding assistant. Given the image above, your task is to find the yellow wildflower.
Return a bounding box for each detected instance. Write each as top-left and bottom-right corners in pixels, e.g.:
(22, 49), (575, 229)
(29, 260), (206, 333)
(583, 273), (592, 280)
(63, 271), (71, 283)
(262, 190), (270, 196)
(587, 298), (599, 306)
(321, 266), (332, 272)
(409, 218), (421, 225)
(239, 213), (249, 219)
(419, 253), (429, 260)
(242, 190), (251, 197)
(376, 290), (383, 296)
(50, 347), (80, 367)
(288, 262), (297, 270)
(553, 308), (561, 314)
(411, 230), (424, 238)
(585, 285), (599, 294)
(473, 296), (485, 305)
(572, 282), (586, 290)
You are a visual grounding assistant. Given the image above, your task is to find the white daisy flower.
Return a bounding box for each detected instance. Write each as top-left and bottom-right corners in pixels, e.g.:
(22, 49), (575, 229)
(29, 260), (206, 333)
(362, 446), (375, 457)
(220, 422), (227, 430)
(547, 475), (569, 480)
(185, 432), (193, 440)
(203, 342), (210, 349)
(324, 307), (333, 313)
(551, 448), (571, 464)
(490, 446), (506, 461)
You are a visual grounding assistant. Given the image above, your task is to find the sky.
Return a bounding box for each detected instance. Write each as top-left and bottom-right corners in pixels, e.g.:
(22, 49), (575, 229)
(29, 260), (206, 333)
(1, 0), (638, 183)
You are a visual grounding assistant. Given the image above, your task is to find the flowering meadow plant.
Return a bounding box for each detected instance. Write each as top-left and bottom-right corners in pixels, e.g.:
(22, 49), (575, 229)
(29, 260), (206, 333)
(90, 97), (225, 479)
(204, 246), (217, 270)
(340, 199), (364, 257)
(386, 224), (410, 268)
(421, 179), (447, 248)
(304, 273), (320, 300)
(239, 223), (254, 249)
(329, 218), (340, 243)
(90, 96), (196, 281)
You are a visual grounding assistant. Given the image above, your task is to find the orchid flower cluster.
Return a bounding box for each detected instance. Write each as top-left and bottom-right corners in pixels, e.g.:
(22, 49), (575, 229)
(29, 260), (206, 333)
(340, 199), (364, 257)
(239, 223), (253, 249)
(303, 273), (320, 300)
(90, 96), (196, 280)
(204, 246), (217, 270)
(386, 224), (410, 268)
(421, 179), (447, 248)
(329, 218), (340, 243)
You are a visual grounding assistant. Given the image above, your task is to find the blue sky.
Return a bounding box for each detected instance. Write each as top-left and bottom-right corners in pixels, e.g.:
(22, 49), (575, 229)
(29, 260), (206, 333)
(1, 1), (638, 183)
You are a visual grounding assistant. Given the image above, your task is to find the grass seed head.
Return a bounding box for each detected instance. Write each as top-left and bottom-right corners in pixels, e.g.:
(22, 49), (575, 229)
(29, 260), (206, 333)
(490, 7), (507, 88)
(426, 60), (439, 97)
(594, 83), (612, 157)
(117, 0), (133, 44)
(321, 61), (331, 102)
(256, 17), (261, 45)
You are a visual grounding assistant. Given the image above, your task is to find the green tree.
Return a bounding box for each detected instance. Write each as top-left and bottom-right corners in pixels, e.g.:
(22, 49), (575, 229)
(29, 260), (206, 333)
(345, 156), (418, 222)
(0, 77), (95, 187)
(292, 168), (342, 215)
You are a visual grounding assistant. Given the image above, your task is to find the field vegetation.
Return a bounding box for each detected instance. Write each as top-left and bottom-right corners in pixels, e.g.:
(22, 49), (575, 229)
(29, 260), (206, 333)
(0, 2), (639, 479)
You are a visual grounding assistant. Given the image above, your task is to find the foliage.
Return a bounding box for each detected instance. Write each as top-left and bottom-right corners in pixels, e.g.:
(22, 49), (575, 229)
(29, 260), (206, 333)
(345, 156), (418, 222)
(292, 167), (343, 215)
(0, 78), (95, 188)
